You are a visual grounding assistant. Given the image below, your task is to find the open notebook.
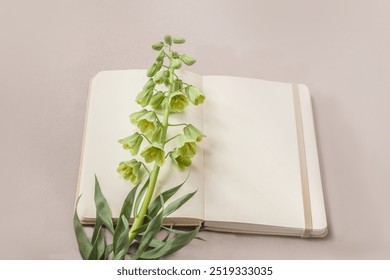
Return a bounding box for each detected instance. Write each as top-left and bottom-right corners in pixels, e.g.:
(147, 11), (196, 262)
(76, 69), (328, 238)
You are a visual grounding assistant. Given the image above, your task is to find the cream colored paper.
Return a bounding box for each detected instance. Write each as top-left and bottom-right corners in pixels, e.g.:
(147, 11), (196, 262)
(77, 70), (205, 221)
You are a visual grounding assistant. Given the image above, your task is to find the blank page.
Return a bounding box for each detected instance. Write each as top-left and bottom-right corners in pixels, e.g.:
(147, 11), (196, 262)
(203, 76), (306, 228)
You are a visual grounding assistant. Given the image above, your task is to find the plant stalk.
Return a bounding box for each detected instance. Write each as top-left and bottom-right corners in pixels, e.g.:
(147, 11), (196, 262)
(128, 47), (175, 242)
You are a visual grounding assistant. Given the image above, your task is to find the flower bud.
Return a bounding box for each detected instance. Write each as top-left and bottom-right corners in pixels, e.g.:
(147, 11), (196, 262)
(171, 59), (182, 69)
(173, 37), (186, 44)
(164, 34), (172, 46)
(146, 63), (158, 77)
(152, 41), (164, 51)
(185, 86), (205, 105)
(180, 54), (196, 66)
(156, 60), (163, 71)
(172, 51), (180, 59)
(156, 50), (165, 61)
(143, 78), (155, 91)
(172, 80), (183, 91)
(136, 89), (153, 107)
(153, 71), (168, 84)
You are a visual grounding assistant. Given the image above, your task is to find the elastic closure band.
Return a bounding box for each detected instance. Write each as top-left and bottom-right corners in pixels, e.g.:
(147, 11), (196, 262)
(292, 84), (313, 238)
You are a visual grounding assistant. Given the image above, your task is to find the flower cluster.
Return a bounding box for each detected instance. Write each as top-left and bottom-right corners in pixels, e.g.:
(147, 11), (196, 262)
(117, 34), (206, 184)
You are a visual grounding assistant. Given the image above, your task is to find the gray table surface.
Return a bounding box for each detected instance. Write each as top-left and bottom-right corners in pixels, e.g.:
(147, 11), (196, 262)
(1, 0), (389, 259)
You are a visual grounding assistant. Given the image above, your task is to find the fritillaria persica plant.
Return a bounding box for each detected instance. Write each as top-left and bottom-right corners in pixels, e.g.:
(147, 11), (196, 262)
(74, 35), (205, 260)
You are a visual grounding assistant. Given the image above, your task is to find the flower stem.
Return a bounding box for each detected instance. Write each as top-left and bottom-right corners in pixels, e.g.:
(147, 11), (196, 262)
(128, 46), (175, 242)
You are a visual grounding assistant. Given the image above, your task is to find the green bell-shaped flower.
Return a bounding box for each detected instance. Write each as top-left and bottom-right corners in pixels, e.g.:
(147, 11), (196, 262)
(177, 135), (197, 158)
(129, 109), (148, 124)
(153, 71), (168, 84)
(185, 86), (205, 105)
(130, 110), (157, 137)
(169, 91), (189, 112)
(117, 159), (142, 185)
(170, 149), (192, 170)
(151, 124), (163, 143)
(138, 116), (156, 137)
(183, 124), (205, 142)
(141, 143), (165, 166)
(136, 89), (153, 107)
(118, 132), (143, 155)
(149, 91), (165, 110)
(172, 79), (183, 91)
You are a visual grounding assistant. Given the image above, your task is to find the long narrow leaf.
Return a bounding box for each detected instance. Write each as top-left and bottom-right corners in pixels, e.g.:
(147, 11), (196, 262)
(163, 190), (197, 217)
(105, 243), (114, 260)
(87, 226), (105, 260)
(162, 225), (206, 241)
(133, 211), (164, 259)
(148, 176), (189, 218)
(118, 183), (139, 224)
(91, 218), (102, 244)
(113, 215), (131, 260)
(140, 227), (200, 259)
(94, 176), (114, 233)
(131, 223), (148, 236)
(113, 215), (126, 254)
(73, 195), (92, 260)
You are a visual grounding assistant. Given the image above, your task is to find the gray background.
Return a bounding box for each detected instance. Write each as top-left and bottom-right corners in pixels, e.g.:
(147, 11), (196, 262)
(0, 0), (389, 259)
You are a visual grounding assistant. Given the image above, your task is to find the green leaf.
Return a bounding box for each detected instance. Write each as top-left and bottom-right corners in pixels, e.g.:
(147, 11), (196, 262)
(133, 211), (164, 259)
(134, 236), (166, 248)
(73, 196), (92, 260)
(118, 183), (139, 224)
(91, 217), (102, 244)
(134, 178), (150, 217)
(130, 223), (148, 236)
(87, 226), (105, 260)
(113, 215), (131, 260)
(113, 214), (127, 255)
(140, 227), (200, 259)
(163, 190), (197, 217)
(94, 176), (114, 234)
(148, 176), (189, 218)
(105, 243), (114, 260)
